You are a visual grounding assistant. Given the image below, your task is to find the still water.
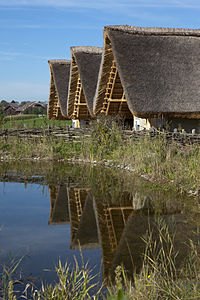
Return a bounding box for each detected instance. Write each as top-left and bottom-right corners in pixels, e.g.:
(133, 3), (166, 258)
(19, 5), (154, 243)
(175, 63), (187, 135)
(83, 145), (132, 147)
(0, 161), (199, 287)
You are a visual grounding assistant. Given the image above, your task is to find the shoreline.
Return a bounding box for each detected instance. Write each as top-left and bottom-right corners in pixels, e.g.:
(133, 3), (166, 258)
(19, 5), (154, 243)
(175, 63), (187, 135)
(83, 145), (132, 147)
(0, 120), (199, 197)
(0, 153), (198, 198)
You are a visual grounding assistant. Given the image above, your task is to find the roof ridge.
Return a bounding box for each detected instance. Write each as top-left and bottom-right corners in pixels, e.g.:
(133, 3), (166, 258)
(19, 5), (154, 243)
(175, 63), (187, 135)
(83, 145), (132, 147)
(105, 25), (200, 36)
(48, 59), (71, 64)
(71, 46), (103, 54)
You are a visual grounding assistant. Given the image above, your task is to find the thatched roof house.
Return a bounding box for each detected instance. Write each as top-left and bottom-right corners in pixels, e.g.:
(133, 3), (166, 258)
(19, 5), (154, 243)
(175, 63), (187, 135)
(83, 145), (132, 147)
(48, 59), (70, 120)
(67, 47), (102, 120)
(94, 25), (200, 130)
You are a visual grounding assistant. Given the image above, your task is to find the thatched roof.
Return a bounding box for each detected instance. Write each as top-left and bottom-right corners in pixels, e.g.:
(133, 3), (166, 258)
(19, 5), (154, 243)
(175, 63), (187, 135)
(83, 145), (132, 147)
(94, 25), (200, 119)
(48, 59), (70, 119)
(67, 47), (102, 119)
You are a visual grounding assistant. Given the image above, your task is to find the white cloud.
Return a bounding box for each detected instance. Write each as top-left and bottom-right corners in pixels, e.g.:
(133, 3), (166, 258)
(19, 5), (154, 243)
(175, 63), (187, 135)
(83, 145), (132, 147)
(0, 0), (200, 9)
(0, 23), (99, 30)
(0, 51), (51, 61)
(0, 82), (49, 101)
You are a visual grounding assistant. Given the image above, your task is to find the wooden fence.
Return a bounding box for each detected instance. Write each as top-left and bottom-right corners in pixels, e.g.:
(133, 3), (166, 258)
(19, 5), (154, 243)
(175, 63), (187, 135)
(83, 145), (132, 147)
(0, 126), (200, 145)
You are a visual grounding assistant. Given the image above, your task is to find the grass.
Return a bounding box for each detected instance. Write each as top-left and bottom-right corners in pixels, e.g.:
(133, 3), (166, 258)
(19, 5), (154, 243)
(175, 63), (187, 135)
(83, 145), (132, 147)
(0, 116), (199, 194)
(1, 218), (200, 299)
(1, 115), (71, 130)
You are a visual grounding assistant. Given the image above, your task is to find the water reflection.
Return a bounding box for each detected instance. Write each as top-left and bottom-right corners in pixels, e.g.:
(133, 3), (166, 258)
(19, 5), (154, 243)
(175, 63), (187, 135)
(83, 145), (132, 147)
(47, 178), (200, 282)
(0, 161), (199, 285)
(48, 185), (69, 225)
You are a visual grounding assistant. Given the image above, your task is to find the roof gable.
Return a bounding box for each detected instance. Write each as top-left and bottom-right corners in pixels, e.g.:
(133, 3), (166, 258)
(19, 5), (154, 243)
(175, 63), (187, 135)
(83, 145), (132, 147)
(67, 47), (102, 119)
(49, 60), (71, 118)
(74, 49), (102, 115)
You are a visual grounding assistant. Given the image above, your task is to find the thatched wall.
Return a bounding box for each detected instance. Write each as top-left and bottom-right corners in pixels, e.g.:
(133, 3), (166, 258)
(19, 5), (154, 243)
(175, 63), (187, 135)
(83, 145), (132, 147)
(48, 60), (70, 120)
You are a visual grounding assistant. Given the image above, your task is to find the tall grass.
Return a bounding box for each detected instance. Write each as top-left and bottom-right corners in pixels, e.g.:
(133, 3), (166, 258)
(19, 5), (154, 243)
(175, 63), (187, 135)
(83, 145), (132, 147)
(107, 218), (200, 300)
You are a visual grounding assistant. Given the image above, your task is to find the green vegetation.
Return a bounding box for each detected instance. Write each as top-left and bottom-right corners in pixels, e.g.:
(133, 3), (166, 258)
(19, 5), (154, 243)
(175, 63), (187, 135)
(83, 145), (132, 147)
(1, 115), (71, 130)
(1, 218), (200, 299)
(0, 117), (199, 194)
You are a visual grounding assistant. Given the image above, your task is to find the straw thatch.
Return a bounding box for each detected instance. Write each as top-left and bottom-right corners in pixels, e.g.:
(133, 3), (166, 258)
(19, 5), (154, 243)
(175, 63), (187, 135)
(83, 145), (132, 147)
(94, 25), (200, 119)
(48, 59), (70, 120)
(67, 47), (102, 120)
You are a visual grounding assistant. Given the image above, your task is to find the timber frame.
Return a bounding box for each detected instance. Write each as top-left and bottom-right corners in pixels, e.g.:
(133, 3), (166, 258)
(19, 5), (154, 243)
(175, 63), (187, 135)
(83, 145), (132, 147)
(72, 74), (89, 120)
(102, 59), (132, 118)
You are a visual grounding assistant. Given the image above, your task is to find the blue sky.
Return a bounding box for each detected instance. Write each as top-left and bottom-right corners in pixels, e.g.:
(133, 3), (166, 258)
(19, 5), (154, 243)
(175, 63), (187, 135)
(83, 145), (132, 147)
(0, 0), (200, 102)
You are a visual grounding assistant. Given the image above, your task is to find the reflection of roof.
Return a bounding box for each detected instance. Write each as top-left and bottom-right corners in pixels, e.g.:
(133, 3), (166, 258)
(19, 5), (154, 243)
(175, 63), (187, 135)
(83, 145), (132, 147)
(48, 185), (69, 225)
(67, 47), (102, 119)
(71, 192), (99, 250)
(94, 25), (200, 119)
(111, 214), (151, 277)
(48, 59), (71, 119)
(94, 195), (135, 280)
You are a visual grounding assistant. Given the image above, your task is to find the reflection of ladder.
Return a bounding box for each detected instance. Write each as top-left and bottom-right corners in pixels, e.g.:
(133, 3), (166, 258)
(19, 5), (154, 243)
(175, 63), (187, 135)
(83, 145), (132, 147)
(104, 203), (134, 251)
(103, 203), (117, 251)
(74, 189), (83, 222)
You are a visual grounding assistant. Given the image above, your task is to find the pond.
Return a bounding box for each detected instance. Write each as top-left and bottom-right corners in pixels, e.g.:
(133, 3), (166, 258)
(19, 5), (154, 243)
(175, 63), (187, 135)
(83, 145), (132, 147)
(0, 161), (199, 292)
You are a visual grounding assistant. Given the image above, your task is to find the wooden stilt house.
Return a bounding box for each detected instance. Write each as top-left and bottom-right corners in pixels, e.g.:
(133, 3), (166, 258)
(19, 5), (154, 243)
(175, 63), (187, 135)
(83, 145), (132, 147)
(48, 60), (70, 120)
(94, 26), (200, 132)
(67, 47), (102, 122)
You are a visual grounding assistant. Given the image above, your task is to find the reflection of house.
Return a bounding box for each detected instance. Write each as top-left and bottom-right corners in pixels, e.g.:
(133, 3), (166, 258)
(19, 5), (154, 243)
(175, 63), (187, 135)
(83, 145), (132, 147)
(48, 59), (71, 120)
(48, 185), (69, 225)
(93, 188), (199, 281)
(67, 187), (99, 249)
(94, 25), (200, 132)
(94, 192), (144, 279)
(67, 47), (102, 126)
